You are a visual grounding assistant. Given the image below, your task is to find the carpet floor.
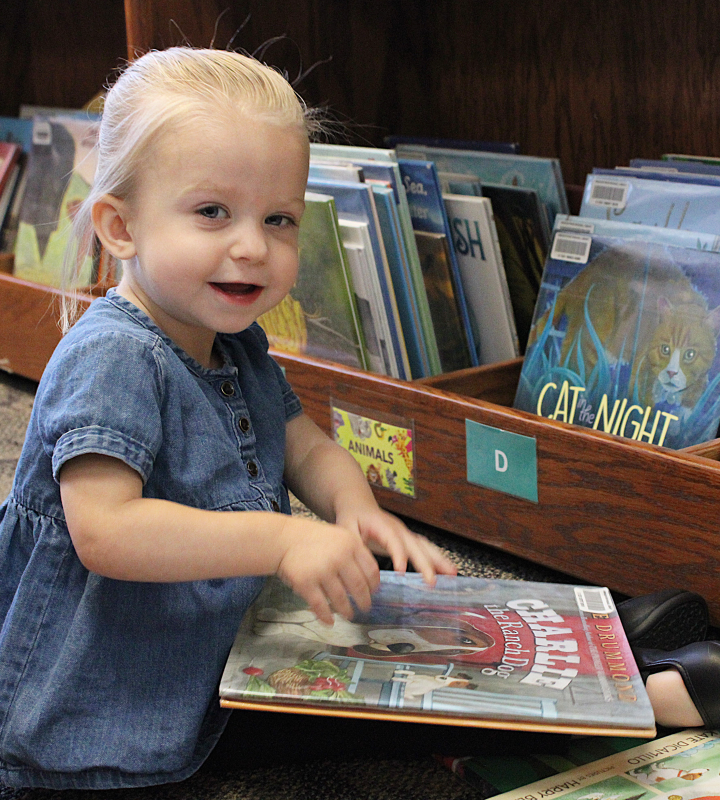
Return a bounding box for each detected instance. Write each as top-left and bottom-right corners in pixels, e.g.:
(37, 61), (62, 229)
(0, 370), (580, 800)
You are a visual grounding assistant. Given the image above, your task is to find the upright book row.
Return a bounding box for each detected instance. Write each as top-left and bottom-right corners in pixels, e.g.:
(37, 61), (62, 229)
(260, 138), (569, 381)
(0, 110), (569, 382)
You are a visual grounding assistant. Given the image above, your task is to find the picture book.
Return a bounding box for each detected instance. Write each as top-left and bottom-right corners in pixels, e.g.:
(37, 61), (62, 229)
(415, 230), (475, 373)
(514, 234), (720, 449)
(0, 142), (21, 197)
(480, 183), (549, 353)
(258, 191), (368, 370)
(13, 114), (99, 287)
(553, 215), (720, 252)
(369, 183), (430, 379)
(397, 158), (479, 367)
(579, 173), (720, 234)
(594, 167), (720, 188)
(438, 733), (650, 796)
(345, 157), (443, 375)
(393, 142), (569, 227)
(339, 216), (399, 377)
(438, 170), (484, 196)
(630, 158), (720, 178)
(443, 193), (520, 364)
(384, 134), (521, 155)
(307, 177), (411, 379)
(662, 153), (720, 166)
(309, 145), (443, 375)
(487, 728), (720, 800)
(219, 572), (656, 737)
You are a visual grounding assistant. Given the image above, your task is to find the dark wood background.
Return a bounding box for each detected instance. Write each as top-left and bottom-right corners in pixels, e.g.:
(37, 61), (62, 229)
(2, 0), (719, 186)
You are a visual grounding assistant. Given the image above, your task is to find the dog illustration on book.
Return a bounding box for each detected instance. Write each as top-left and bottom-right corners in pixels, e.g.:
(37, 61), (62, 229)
(252, 607), (495, 661)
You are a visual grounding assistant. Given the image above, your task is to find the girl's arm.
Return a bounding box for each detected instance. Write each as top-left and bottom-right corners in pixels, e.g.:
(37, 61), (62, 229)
(283, 413), (457, 583)
(59, 453), (380, 623)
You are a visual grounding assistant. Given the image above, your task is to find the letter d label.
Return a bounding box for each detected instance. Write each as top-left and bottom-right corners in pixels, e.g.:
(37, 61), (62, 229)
(495, 449), (508, 472)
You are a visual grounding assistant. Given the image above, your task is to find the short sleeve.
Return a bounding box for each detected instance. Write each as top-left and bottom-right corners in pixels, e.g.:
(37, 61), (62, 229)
(36, 329), (166, 484)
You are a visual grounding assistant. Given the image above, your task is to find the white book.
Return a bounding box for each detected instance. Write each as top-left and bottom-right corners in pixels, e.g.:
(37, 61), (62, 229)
(339, 217), (399, 377)
(443, 193), (520, 364)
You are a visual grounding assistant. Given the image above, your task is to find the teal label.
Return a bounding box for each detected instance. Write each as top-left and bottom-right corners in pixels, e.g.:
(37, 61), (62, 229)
(465, 420), (538, 503)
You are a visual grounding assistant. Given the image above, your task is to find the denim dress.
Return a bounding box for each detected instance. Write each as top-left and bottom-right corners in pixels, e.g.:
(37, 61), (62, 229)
(0, 290), (302, 789)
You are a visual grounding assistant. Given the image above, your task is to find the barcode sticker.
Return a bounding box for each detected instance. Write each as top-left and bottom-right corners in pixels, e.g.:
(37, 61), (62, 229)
(588, 178), (629, 209)
(32, 119), (52, 147)
(556, 219), (594, 234)
(575, 586), (614, 614)
(550, 232), (592, 264)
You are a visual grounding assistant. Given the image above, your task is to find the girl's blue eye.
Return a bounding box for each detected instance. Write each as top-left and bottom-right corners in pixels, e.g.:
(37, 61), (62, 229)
(198, 205), (228, 219)
(266, 214), (295, 227)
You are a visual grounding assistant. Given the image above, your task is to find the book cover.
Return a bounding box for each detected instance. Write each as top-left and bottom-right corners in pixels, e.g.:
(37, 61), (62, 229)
(397, 158), (479, 367)
(393, 142), (569, 227)
(488, 728), (720, 800)
(662, 153), (720, 166)
(13, 114), (99, 287)
(514, 234), (720, 449)
(594, 166), (720, 188)
(219, 572), (656, 737)
(443, 193), (520, 364)
(347, 158), (443, 374)
(339, 216), (399, 377)
(630, 158), (720, 178)
(438, 734), (649, 796)
(579, 173), (720, 234)
(415, 230), (474, 373)
(385, 134), (521, 155)
(553, 215), (720, 252)
(309, 145), (443, 375)
(480, 183), (549, 353)
(369, 183), (431, 379)
(258, 191), (368, 370)
(307, 177), (411, 379)
(0, 142), (21, 197)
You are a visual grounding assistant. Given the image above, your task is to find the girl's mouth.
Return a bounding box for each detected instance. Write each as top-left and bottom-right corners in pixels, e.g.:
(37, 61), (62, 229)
(210, 283), (263, 303)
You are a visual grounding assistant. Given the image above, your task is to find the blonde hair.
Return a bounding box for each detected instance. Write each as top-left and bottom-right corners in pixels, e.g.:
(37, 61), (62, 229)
(61, 47), (317, 331)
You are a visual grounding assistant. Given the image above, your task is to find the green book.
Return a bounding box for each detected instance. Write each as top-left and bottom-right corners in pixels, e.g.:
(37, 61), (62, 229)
(259, 191), (368, 370)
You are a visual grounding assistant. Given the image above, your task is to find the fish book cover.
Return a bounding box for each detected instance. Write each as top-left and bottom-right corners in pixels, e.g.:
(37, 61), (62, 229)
(514, 233), (720, 449)
(219, 573), (655, 736)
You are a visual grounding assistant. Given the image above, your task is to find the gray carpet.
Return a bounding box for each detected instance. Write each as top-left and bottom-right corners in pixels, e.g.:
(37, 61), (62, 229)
(0, 370), (578, 800)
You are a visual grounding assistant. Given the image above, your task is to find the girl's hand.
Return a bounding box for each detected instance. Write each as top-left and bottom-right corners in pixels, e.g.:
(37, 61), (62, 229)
(336, 505), (457, 586)
(275, 516), (381, 624)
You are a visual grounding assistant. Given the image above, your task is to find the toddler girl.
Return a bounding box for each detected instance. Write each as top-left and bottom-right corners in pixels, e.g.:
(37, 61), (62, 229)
(0, 47), (455, 789)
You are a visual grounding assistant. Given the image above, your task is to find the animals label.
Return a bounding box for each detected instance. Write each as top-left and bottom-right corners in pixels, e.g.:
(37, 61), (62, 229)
(331, 401), (415, 497)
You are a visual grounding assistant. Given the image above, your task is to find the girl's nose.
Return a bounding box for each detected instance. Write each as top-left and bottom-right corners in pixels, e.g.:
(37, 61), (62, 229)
(228, 222), (268, 262)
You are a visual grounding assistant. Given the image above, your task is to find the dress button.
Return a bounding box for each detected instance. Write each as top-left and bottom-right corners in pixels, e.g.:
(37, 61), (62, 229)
(238, 417), (251, 433)
(247, 461), (259, 478)
(271, 500), (280, 512)
(220, 381), (235, 397)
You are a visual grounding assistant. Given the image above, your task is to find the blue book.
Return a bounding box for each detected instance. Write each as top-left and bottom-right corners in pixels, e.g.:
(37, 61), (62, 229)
(593, 166), (720, 187)
(0, 117), (33, 152)
(307, 177), (411, 380)
(393, 143), (569, 227)
(397, 158), (479, 367)
(553, 214), (720, 251)
(384, 134), (520, 155)
(309, 144), (443, 375)
(630, 158), (720, 177)
(369, 184), (430, 378)
(515, 234), (720, 449)
(580, 173), (720, 233)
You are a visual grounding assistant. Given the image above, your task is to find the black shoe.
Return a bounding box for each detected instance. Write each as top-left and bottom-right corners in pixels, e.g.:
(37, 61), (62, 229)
(617, 590), (708, 650)
(634, 641), (720, 728)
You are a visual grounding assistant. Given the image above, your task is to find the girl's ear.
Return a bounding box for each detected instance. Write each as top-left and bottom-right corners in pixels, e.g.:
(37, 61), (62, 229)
(92, 195), (137, 260)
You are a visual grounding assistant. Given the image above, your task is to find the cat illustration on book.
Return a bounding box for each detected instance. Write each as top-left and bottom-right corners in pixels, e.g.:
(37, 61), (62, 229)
(517, 239), (720, 448)
(529, 243), (720, 413)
